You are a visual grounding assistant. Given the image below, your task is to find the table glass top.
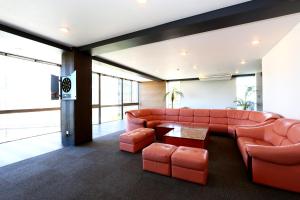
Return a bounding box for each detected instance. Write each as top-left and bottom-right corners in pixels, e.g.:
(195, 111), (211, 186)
(161, 124), (208, 140)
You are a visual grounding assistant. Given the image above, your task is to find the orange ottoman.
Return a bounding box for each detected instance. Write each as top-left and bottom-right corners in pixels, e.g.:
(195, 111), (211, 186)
(171, 146), (208, 185)
(119, 128), (155, 153)
(142, 143), (177, 176)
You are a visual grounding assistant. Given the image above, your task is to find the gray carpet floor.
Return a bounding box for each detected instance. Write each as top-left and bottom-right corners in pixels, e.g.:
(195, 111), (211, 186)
(0, 131), (299, 200)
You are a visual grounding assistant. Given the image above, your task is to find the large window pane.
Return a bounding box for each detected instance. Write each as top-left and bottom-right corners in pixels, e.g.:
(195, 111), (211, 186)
(236, 76), (257, 110)
(92, 108), (99, 125)
(101, 107), (122, 123)
(92, 73), (99, 105)
(0, 56), (60, 110)
(123, 80), (132, 103)
(0, 54), (61, 143)
(0, 110), (60, 143)
(166, 81), (181, 108)
(132, 81), (139, 103)
(101, 76), (121, 105)
(123, 105), (139, 118)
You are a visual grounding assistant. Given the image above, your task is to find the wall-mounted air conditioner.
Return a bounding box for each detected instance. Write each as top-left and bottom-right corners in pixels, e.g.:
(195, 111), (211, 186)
(198, 73), (232, 81)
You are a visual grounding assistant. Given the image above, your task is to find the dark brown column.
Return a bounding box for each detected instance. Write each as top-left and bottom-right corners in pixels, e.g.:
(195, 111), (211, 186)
(61, 49), (92, 146)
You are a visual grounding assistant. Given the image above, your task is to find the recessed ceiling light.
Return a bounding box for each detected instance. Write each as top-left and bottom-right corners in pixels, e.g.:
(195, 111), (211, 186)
(180, 50), (188, 56)
(252, 39), (260, 46)
(193, 65), (198, 70)
(137, 0), (147, 4)
(240, 60), (246, 65)
(59, 27), (69, 33)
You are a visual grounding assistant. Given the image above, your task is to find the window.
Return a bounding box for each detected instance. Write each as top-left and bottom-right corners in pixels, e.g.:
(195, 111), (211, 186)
(123, 80), (139, 104)
(123, 105), (139, 118)
(123, 80), (132, 103)
(101, 107), (122, 123)
(166, 81), (181, 108)
(235, 76), (257, 110)
(0, 56), (60, 110)
(92, 73), (99, 105)
(101, 76), (122, 105)
(0, 55), (61, 143)
(132, 81), (139, 103)
(91, 69), (140, 123)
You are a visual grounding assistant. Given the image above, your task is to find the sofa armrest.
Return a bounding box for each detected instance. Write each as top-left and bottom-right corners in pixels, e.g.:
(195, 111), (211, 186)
(126, 113), (146, 125)
(236, 125), (269, 140)
(246, 144), (300, 165)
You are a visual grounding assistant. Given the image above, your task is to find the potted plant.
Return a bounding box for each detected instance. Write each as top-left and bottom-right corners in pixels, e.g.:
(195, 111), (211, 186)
(164, 88), (184, 109)
(234, 86), (255, 110)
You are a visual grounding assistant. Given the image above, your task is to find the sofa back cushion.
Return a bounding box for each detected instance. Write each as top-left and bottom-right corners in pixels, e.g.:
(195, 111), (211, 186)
(249, 111), (280, 123)
(249, 111), (266, 122)
(227, 110), (250, 120)
(127, 109), (150, 117)
(165, 109), (179, 121)
(210, 109), (228, 125)
(193, 109), (210, 124)
(179, 109), (194, 123)
(151, 109), (166, 120)
(133, 109), (152, 120)
(264, 119), (300, 146)
(227, 110), (253, 125)
(287, 123), (300, 144)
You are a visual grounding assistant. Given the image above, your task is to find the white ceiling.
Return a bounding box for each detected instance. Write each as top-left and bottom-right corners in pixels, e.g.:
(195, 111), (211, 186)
(98, 14), (300, 80)
(0, 0), (249, 46)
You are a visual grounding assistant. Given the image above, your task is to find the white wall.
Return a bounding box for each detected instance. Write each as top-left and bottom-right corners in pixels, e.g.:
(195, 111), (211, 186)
(262, 23), (300, 119)
(180, 79), (236, 109)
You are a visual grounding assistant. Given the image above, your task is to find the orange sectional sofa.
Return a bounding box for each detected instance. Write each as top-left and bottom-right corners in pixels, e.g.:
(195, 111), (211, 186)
(125, 108), (280, 137)
(125, 108), (300, 192)
(236, 119), (300, 193)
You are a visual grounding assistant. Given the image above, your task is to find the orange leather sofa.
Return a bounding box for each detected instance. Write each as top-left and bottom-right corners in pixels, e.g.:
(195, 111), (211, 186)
(126, 109), (279, 137)
(236, 118), (300, 193)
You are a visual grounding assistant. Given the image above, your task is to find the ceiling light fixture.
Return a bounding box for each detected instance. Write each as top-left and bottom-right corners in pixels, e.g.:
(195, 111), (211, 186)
(251, 39), (260, 46)
(137, 0), (147, 4)
(180, 50), (188, 56)
(59, 27), (69, 33)
(240, 60), (246, 65)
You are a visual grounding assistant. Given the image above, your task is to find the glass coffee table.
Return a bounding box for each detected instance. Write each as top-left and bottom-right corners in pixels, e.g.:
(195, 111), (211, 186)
(156, 123), (209, 149)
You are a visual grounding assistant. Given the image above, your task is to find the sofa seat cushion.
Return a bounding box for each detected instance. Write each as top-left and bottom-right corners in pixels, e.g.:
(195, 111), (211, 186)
(239, 137), (273, 146)
(119, 128), (155, 144)
(172, 146), (208, 171)
(142, 143), (177, 163)
(237, 137), (272, 165)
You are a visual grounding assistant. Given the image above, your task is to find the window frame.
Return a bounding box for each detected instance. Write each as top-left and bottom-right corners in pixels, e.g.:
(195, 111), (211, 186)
(92, 72), (139, 124)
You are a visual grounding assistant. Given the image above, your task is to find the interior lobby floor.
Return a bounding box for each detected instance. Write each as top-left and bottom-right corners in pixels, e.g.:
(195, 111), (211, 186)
(0, 120), (125, 167)
(0, 131), (298, 200)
